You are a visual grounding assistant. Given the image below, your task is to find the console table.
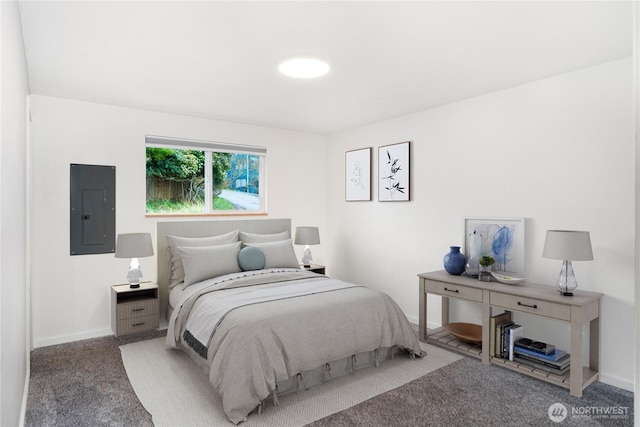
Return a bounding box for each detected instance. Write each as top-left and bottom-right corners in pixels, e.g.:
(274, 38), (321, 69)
(418, 270), (603, 397)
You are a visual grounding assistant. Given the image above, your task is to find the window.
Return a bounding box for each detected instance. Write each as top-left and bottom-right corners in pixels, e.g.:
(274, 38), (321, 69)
(145, 136), (266, 215)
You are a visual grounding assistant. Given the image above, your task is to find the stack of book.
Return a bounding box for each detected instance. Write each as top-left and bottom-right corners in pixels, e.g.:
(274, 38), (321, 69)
(513, 338), (570, 375)
(490, 311), (523, 361)
(489, 312), (571, 374)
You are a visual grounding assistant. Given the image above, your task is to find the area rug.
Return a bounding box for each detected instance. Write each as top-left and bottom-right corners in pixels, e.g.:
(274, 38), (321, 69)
(120, 338), (461, 426)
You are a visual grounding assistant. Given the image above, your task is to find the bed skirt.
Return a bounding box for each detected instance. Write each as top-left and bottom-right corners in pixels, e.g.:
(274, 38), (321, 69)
(254, 345), (411, 416)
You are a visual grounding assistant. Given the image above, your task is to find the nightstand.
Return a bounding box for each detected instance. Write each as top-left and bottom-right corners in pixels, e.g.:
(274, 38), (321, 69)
(111, 281), (159, 336)
(301, 264), (326, 275)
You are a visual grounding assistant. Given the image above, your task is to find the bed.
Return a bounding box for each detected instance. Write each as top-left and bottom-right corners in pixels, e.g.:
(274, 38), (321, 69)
(158, 219), (424, 424)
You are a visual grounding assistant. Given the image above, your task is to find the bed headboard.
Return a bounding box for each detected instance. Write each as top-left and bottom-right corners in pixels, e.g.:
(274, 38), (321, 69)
(156, 218), (291, 321)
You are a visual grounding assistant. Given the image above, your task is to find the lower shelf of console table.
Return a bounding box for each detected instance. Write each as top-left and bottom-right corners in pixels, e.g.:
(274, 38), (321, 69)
(425, 327), (599, 391)
(418, 270), (603, 397)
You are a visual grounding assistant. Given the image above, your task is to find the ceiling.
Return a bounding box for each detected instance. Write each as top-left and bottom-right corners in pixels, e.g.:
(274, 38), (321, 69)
(18, 1), (633, 135)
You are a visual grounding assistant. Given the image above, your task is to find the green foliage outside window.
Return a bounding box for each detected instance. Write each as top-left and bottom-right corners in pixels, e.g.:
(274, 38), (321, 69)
(146, 147), (232, 212)
(146, 148), (204, 181)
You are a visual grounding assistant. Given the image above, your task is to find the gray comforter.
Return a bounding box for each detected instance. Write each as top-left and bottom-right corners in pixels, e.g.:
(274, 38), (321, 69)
(167, 269), (423, 424)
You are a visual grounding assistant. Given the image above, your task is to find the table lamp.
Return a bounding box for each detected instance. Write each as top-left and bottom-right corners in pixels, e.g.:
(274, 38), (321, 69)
(115, 233), (154, 288)
(542, 230), (593, 296)
(294, 226), (320, 267)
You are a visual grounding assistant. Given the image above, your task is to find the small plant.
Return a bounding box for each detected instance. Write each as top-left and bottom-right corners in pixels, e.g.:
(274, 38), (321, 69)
(479, 256), (495, 267)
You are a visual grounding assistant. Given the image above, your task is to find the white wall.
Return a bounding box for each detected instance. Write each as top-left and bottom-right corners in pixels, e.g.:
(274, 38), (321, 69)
(633, 2), (639, 423)
(29, 95), (328, 347)
(0, 1), (30, 425)
(327, 58), (634, 391)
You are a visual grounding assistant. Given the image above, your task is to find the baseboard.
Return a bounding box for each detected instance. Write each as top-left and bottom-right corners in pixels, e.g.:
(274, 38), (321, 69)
(426, 320), (442, 330)
(405, 314), (419, 325)
(19, 364), (30, 427)
(33, 328), (113, 348)
(405, 313), (441, 331)
(598, 373), (634, 393)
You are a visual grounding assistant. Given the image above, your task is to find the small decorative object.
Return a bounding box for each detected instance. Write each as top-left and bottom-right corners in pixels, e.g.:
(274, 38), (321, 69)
(345, 147), (372, 201)
(294, 226), (320, 267)
(115, 233), (154, 288)
(465, 230), (481, 277)
(378, 141), (410, 201)
(490, 271), (526, 285)
(478, 255), (495, 282)
(542, 230), (593, 296)
(443, 246), (466, 275)
(443, 322), (482, 344)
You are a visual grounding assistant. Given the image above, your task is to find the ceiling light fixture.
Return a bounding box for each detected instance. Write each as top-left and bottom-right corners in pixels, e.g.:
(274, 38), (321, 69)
(278, 57), (330, 79)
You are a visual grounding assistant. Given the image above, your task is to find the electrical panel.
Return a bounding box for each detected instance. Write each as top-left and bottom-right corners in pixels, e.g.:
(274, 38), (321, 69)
(70, 164), (116, 255)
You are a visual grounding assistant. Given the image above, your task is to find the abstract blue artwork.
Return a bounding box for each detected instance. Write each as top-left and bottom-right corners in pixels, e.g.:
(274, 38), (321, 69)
(464, 217), (526, 275)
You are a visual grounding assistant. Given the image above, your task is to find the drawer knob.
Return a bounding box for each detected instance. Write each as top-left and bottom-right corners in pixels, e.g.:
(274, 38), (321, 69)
(443, 287), (459, 293)
(517, 301), (538, 309)
(132, 322), (146, 327)
(133, 308), (145, 312)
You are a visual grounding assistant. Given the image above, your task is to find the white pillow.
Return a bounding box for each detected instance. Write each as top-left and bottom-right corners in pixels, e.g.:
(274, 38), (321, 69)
(166, 230), (239, 286)
(239, 230), (290, 244)
(176, 242), (242, 288)
(245, 239), (299, 269)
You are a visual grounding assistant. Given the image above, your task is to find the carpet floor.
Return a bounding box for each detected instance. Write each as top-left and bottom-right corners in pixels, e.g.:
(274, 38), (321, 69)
(25, 330), (634, 426)
(307, 357), (634, 427)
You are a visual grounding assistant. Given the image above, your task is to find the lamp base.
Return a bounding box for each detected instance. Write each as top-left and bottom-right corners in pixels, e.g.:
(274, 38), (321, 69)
(556, 260), (578, 297)
(127, 263), (143, 289)
(301, 246), (313, 268)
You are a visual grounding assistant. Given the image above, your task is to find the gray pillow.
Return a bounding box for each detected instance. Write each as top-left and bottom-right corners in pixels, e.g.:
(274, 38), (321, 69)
(245, 239), (299, 269)
(237, 246), (266, 271)
(239, 230), (290, 244)
(166, 230), (239, 286)
(176, 242), (242, 288)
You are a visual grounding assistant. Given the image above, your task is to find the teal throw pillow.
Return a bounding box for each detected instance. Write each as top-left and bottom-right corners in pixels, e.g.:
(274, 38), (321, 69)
(238, 246), (266, 271)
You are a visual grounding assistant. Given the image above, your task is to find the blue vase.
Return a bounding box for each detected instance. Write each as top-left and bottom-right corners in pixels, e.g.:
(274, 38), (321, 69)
(444, 246), (466, 275)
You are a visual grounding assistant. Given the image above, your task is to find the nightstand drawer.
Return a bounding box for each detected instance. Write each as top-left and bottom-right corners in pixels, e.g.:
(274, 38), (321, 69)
(425, 280), (483, 303)
(490, 292), (570, 321)
(116, 299), (158, 320)
(117, 314), (159, 335)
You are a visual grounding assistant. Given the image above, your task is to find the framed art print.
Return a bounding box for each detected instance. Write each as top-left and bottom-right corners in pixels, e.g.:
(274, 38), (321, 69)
(464, 217), (526, 275)
(345, 147), (372, 201)
(378, 141), (410, 201)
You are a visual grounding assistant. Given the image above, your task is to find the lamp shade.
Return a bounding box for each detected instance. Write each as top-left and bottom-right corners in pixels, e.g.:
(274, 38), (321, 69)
(542, 230), (593, 261)
(115, 233), (154, 258)
(294, 227), (320, 246)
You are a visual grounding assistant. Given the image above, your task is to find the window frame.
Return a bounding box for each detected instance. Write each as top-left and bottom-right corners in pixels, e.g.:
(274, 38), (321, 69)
(145, 135), (267, 216)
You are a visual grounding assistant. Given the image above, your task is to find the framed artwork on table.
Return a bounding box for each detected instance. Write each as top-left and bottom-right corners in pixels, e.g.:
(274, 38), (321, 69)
(464, 217), (526, 275)
(345, 147), (372, 201)
(378, 141), (410, 202)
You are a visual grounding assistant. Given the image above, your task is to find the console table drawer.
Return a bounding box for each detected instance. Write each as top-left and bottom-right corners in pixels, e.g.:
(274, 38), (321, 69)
(490, 292), (570, 321)
(425, 280), (483, 303)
